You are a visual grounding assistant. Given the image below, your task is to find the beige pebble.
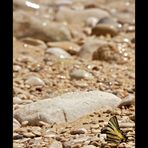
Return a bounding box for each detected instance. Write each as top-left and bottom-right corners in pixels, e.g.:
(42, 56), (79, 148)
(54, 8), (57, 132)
(21, 37), (47, 50)
(13, 65), (22, 72)
(91, 129), (100, 134)
(70, 69), (94, 80)
(90, 141), (100, 147)
(90, 124), (100, 129)
(21, 121), (29, 126)
(13, 118), (21, 131)
(119, 123), (135, 128)
(22, 132), (35, 138)
(130, 115), (135, 122)
(92, 24), (118, 37)
(48, 140), (63, 148)
(25, 76), (45, 86)
(13, 96), (22, 104)
(13, 143), (24, 148)
(70, 128), (87, 135)
(47, 41), (80, 55)
(117, 143), (126, 148)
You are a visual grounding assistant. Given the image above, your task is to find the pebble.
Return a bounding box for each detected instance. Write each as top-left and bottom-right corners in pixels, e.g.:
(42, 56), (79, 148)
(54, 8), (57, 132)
(21, 37), (47, 50)
(85, 17), (99, 27)
(90, 141), (100, 147)
(98, 17), (120, 28)
(130, 115), (135, 121)
(13, 133), (24, 140)
(13, 96), (23, 104)
(46, 47), (71, 59)
(70, 69), (94, 80)
(22, 132), (35, 138)
(48, 140), (63, 148)
(13, 65), (22, 72)
(122, 128), (134, 132)
(92, 43), (131, 64)
(21, 121), (29, 126)
(64, 136), (90, 147)
(17, 99), (33, 105)
(25, 76), (45, 86)
(131, 38), (135, 43)
(13, 118), (21, 131)
(91, 24), (118, 37)
(73, 81), (88, 88)
(91, 129), (100, 134)
(47, 41), (80, 55)
(118, 143), (126, 148)
(90, 124), (100, 129)
(70, 128), (87, 135)
(82, 145), (96, 148)
(118, 96), (135, 108)
(44, 130), (57, 138)
(13, 143), (24, 148)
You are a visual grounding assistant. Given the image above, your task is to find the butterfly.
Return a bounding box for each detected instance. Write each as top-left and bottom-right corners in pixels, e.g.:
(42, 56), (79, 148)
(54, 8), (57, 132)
(101, 116), (127, 144)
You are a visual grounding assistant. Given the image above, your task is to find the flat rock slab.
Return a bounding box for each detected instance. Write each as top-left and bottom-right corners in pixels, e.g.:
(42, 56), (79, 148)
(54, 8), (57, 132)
(14, 91), (121, 125)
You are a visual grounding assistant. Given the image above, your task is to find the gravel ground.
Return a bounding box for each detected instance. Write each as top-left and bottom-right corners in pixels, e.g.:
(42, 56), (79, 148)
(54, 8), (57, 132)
(13, 0), (135, 147)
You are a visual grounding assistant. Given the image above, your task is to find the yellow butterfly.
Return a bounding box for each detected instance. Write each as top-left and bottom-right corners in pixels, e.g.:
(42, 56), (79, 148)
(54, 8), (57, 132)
(101, 116), (127, 144)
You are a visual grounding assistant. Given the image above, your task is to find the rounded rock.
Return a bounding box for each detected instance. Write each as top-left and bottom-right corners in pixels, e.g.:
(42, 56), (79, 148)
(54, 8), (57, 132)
(70, 69), (94, 80)
(22, 132), (35, 138)
(13, 65), (22, 72)
(86, 17), (99, 27)
(47, 41), (80, 55)
(48, 140), (63, 148)
(98, 17), (120, 28)
(21, 37), (47, 50)
(13, 96), (23, 104)
(46, 47), (71, 59)
(25, 76), (45, 86)
(70, 128), (87, 135)
(13, 118), (21, 131)
(90, 124), (100, 129)
(92, 24), (118, 37)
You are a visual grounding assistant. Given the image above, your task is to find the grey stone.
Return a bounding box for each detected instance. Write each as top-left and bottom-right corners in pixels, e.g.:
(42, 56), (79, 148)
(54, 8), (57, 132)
(13, 96), (23, 104)
(70, 128), (87, 135)
(20, 37), (47, 50)
(118, 94), (135, 108)
(70, 69), (94, 80)
(85, 17), (99, 27)
(14, 91), (121, 125)
(13, 65), (22, 72)
(98, 17), (120, 29)
(46, 47), (71, 59)
(91, 24), (118, 37)
(25, 76), (45, 86)
(13, 118), (21, 131)
(48, 140), (63, 148)
(47, 41), (81, 55)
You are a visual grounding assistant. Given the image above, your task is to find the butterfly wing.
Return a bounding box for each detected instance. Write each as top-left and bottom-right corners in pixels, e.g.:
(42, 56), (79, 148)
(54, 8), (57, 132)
(102, 116), (127, 144)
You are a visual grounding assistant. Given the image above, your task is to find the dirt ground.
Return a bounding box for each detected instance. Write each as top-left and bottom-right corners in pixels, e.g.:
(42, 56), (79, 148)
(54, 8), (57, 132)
(13, 0), (135, 147)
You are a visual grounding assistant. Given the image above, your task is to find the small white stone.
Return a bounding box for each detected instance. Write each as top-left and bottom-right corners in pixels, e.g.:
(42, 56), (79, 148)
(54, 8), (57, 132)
(25, 76), (45, 86)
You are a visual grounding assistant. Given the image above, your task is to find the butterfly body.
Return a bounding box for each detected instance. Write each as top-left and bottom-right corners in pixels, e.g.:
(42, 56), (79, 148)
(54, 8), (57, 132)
(101, 116), (127, 144)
